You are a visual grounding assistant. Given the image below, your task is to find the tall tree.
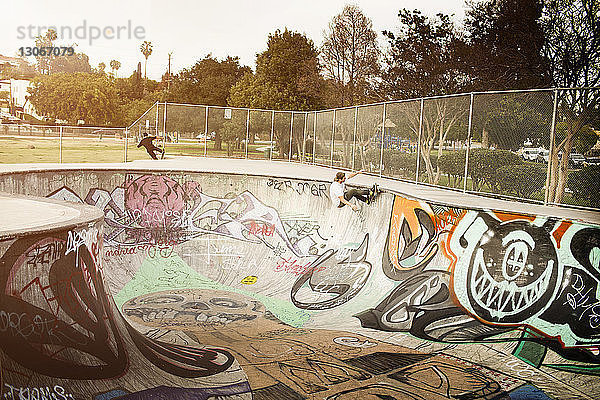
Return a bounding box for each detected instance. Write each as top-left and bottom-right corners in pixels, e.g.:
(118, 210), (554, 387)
(140, 41), (153, 79)
(464, 0), (551, 90)
(33, 29), (91, 75)
(170, 55), (249, 105)
(229, 29), (323, 156)
(110, 60), (121, 77)
(380, 10), (469, 183)
(115, 72), (148, 102)
(543, 0), (600, 204)
(229, 29), (323, 111)
(49, 52), (92, 74)
(168, 55), (250, 150)
(321, 5), (379, 106)
(28, 72), (120, 125)
(380, 10), (467, 100)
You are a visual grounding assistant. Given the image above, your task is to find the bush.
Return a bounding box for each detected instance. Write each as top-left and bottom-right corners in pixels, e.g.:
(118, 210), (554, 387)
(371, 150), (438, 179)
(496, 163), (546, 199)
(438, 150), (466, 187)
(468, 149), (523, 191)
(567, 166), (600, 207)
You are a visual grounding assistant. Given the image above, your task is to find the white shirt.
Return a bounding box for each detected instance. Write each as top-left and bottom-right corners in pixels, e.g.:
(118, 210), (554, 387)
(330, 181), (345, 207)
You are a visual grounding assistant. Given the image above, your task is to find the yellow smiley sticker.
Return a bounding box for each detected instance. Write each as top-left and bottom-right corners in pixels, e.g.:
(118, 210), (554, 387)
(241, 275), (258, 285)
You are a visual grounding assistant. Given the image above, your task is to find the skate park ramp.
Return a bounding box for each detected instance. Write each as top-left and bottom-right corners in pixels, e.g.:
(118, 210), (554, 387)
(0, 158), (599, 400)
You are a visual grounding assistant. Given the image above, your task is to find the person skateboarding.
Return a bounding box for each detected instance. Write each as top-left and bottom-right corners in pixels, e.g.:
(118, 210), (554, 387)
(330, 171), (379, 211)
(138, 134), (165, 160)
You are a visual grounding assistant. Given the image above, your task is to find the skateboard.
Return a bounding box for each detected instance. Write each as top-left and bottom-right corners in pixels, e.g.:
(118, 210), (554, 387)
(368, 183), (380, 204)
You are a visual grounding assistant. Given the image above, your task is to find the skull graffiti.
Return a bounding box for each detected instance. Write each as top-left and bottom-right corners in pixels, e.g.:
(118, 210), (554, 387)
(122, 289), (266, 331)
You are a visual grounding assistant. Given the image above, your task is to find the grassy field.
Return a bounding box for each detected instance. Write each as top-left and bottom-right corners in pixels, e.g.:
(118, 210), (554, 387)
(0, 136), (277, 163)
(0, 136), (138, 163)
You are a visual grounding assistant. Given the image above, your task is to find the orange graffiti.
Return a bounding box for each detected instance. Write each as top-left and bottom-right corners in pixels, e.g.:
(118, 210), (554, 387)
(493, 211), (535, 223)
(552, 221), (573, 248)
(388, 198), (424, 271)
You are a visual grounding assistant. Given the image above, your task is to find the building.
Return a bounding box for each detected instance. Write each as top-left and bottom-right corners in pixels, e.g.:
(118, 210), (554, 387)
(0, 55), (41, 120)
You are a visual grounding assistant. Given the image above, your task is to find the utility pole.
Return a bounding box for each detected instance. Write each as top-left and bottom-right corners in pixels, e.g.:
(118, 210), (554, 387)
(167, 52), (172, 91)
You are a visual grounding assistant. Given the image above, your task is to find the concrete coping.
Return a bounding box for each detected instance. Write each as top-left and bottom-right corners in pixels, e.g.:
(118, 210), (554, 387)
(0, 157), (598, 225)
(0, 192), (104, 240)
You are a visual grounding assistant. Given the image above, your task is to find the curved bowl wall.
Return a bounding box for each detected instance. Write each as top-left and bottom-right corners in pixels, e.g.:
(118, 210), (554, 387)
(0, 164), (599, 399)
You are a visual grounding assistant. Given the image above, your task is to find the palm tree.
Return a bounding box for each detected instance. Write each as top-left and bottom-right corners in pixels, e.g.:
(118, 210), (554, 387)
(110, 59), (121, 77)
(140, 41), (153, 79)
(98, 62), (106, 74)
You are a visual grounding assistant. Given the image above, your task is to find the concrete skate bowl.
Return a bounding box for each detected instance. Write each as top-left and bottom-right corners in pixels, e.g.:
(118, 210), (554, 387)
(0, 161), (599, 400)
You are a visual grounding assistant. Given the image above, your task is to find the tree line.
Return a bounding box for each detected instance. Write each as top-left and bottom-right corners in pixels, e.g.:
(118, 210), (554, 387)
(13, 1), (595, 115)
(14, 1), (594, 121)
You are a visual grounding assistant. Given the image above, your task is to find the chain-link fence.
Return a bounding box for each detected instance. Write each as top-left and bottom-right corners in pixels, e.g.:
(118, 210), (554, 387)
(149, 89), (598, 210)
(0, 123), (128, 163)
(1, 88), (598, 209)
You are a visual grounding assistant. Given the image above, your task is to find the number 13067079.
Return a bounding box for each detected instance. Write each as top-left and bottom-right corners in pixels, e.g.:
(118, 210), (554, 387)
(19, 46), (75, 56)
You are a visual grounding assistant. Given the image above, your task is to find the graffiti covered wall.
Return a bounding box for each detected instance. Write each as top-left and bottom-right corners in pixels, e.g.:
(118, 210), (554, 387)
(0, 168), (598, 399)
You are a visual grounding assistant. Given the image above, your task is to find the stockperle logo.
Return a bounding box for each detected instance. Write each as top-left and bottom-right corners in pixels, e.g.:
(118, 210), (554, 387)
(16, 20), (146, 45)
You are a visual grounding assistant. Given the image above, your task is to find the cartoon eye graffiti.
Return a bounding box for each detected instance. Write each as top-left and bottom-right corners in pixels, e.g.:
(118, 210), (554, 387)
(502, 242), (528, 280)
(454, 214), (560, 324)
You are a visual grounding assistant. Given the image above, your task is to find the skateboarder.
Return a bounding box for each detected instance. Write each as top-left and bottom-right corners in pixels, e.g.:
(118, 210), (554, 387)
(330, 171), (379, 211)
(138, 135), (164, 160)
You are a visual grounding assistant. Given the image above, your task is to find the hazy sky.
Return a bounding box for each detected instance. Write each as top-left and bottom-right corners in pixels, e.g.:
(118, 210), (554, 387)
(4, 0), (470, 80)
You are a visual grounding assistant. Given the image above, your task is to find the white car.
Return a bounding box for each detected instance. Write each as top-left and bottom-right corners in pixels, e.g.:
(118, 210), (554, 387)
(569, 153), (586, 168)
(521, 147), (542, 161)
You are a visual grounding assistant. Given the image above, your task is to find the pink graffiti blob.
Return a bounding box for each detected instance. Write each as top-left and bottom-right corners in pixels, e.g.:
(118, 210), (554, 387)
(125, 175), (186, 228)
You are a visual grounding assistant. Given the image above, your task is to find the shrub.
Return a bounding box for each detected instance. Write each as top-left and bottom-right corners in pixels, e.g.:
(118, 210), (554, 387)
(497, 163), (546, 199)
(468, 149), (523, 191)
(567, 166), (600, 207)
(438, 150), (466, 187)
(372, 150), (438, 179)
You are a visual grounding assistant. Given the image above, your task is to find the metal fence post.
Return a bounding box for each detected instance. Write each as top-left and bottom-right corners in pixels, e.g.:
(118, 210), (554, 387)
(302, 112), (308, 163)
(155, 102), (159, 137)
(204, 106), (208, 157)
(379, 103), (386, 176)
(330, 110), (336, 166)
(59, 126), (63, 163)
(544, 89), (559, 205)
(289, 112), (294, 162)
(415, 99), (424, 183)
(245, 108), (250, 159)
(312, 111), (317, 164)
(270, 110), (275, 161)
(352, 106), (358, 171)
(463, 93), (474, 192)
(124, 128), (128, 162)
(162, 102), (168, 153)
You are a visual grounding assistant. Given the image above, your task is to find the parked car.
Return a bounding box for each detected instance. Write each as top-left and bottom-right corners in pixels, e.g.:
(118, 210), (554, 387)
(569, 153), (586, 168)
(521, 147), (543, 161)
(584, 157), (600, 166)
(196, 131), (216, 142)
